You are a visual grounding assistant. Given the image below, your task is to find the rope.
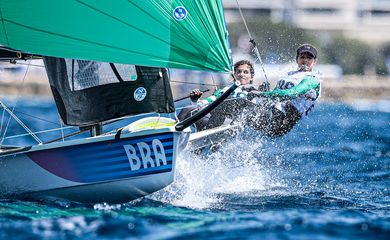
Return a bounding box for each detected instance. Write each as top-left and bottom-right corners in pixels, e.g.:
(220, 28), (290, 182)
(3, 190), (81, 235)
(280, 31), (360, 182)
(0, 60), (32, 144)
(12, 62), (45, 68)
(170, 80), (218, 87)
(2, 125), (75, 140)
(234, 0), (270, 87)
(0, 108), (5, 137)
(0, 101), (42, 144)
(210, 74), (218, 91)
(12, 109), (61, 126)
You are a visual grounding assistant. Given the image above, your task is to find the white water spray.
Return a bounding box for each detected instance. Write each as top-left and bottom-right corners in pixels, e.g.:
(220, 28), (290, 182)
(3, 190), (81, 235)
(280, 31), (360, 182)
(151, 129), (277, 209)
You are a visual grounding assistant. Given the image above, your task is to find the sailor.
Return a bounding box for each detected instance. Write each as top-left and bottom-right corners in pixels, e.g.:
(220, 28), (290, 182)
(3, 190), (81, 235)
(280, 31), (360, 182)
(247, 43), (321, 136)
(179, 44), (321, 137)
(177, 60), (256, 131)
(190, 60), (256, 105)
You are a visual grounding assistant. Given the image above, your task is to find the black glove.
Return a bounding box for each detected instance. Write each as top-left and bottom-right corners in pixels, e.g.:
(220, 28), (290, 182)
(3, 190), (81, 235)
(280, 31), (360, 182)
(247, 90), (264, 100)
(190, 89), (202, 102)
(258, 82), (270, 92)
(241, 85), (256, 92)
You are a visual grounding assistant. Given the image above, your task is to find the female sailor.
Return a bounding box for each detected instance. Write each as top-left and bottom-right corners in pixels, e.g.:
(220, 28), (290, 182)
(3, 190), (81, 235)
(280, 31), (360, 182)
(248, 43), (321, 136)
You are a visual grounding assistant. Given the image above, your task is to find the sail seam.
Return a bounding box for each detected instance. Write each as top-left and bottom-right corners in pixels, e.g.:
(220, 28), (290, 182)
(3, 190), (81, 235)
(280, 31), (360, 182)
(2, 19), (160, 59)
(0, 8), (10, 46)
(74, 0), (209, 70)
(75, 0), (171, 46)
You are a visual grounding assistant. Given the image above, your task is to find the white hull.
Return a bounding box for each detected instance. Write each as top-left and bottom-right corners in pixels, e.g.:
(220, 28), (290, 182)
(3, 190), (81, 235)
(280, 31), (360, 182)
(188, 124), (239, 151)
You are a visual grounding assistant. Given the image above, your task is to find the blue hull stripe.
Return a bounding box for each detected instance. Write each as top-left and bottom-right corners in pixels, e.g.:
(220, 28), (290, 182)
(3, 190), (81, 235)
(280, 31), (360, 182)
(82, 164), (173, 182)
(74, 152), (173, 168)
(81, 159), (173, 174)
(27, 132), (176, 183)
(75, 147), (173, 166)
(74, 133), (174, 155)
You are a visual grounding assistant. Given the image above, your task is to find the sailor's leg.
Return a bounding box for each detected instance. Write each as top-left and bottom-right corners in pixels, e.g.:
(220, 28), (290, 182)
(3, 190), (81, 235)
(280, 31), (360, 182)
(245, 99), (274, 132)
(265, 102), (301, 137)
(177, 105), (199, 121)
(177, 105), (210, 131)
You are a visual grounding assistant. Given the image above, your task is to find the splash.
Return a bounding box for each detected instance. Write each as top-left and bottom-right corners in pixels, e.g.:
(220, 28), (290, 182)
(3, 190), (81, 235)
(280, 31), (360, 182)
(151, 129), (276, 209)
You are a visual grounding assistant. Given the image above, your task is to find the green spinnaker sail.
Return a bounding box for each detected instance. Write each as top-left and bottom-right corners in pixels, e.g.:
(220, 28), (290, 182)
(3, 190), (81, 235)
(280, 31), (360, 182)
(0, 0), (231, 72)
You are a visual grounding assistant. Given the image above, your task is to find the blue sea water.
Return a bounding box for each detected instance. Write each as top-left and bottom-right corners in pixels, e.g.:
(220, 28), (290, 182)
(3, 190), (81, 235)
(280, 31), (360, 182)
(0, 98), (389, 239)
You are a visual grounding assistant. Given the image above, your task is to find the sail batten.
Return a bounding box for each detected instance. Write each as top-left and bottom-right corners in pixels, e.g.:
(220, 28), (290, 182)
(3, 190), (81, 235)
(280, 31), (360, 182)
(0, 0), (231, 72)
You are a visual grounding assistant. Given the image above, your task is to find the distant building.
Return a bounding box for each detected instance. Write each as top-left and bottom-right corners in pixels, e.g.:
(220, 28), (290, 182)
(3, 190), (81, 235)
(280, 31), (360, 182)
(223, 0), (390, 44)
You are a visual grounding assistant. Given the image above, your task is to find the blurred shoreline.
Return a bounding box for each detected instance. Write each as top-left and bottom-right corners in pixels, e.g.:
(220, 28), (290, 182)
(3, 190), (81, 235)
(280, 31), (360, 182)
(321, 76), (390, 102)
(0, 71), (389, 102)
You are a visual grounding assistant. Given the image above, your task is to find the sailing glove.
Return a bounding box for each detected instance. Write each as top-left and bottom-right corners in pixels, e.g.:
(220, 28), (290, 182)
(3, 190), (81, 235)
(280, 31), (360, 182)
(190, 89), (203, 102)
(258, 82), (270, 92)
(247, 90), (265, 100)
(241, 85), (257, 92)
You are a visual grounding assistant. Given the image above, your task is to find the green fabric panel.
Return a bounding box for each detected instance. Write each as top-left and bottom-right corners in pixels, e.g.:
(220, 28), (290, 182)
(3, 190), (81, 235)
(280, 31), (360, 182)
(212, 89), (223, 97)
(263, 75), (320, 100)
(0, 0), (231, 72)
(0, 6), (7, 45)
(169, 0), (231, 72)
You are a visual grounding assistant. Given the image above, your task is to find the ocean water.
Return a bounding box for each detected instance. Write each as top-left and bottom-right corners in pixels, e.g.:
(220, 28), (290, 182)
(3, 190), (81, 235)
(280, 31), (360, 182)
(0, 98), (389, 239)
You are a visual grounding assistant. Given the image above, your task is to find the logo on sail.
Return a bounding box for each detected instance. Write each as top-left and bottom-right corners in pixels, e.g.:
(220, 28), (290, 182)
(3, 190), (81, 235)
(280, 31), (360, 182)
(134, 87), (147, 101)
(173, 6), (187, 21)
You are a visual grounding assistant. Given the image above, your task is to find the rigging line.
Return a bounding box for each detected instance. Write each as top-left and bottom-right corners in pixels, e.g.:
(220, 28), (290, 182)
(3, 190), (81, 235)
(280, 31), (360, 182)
(12, 62), (45, 68)
(0, 108), (5, 136)
(11, 109), (61, 126)
(235, 0), (252, 40)
(170, 80), (218, 87)
(0, 101), (42, 144)
(174, 88), (210, 102)
(0, 9), (10, 46)
(0, 59), (32, 144)
(109, 63), (124, 82)
(3, 125), (76, 140)
(210, 73), (218, 91)
(234, 0), (270, 85)
(43, 128), (91, 144)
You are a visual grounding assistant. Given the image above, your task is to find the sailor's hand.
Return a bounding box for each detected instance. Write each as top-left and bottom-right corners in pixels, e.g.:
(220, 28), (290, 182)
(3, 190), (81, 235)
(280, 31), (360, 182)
(247, 90), (265, 100)
(258, 82), (270, 92)
(190, 89), (203, 102)
(241, 85), (256, 92)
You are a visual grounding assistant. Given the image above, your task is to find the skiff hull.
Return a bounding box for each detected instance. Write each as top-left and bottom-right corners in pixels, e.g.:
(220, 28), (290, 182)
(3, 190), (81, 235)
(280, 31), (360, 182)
(0, 127), (189, 203)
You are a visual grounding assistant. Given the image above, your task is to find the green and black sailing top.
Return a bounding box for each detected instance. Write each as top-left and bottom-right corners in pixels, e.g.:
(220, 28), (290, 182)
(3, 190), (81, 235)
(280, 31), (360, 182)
(193, 70), (321, 117)
(194, 86), (250, 106)
(260, 70), (321, 116)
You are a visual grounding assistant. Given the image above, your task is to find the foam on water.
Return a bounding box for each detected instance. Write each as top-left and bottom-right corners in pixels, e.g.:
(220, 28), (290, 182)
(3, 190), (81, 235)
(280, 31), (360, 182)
(151, 131), (281, 209)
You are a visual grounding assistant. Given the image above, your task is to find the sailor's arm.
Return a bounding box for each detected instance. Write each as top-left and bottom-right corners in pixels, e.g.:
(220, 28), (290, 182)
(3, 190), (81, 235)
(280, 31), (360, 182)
(262, 75), (320, 100)
(196, 87), (228, 106)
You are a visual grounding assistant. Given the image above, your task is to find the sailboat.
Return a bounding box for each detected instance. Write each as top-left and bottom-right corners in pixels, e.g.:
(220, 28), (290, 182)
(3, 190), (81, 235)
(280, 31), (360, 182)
(0, 1), (237, 203)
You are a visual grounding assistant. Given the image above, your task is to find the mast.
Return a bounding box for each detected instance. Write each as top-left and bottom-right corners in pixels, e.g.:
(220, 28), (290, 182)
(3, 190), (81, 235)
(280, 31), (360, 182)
(90, 123), (103, 137)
